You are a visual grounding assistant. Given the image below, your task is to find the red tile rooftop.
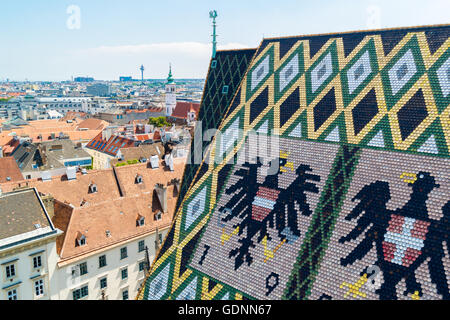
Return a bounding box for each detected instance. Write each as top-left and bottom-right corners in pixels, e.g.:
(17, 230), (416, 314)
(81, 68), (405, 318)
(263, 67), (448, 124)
(171, 102), (200, 119)
(0, 157), (24, 183)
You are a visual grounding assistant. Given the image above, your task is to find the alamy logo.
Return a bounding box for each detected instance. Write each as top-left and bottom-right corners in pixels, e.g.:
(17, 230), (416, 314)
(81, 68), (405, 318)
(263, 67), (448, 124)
(66, 5), (81, 30)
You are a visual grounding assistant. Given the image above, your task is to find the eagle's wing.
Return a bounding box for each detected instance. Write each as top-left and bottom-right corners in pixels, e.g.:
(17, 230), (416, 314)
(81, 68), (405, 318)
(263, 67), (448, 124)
(339, 181), (391, 244)
(345, 180), (391, 221)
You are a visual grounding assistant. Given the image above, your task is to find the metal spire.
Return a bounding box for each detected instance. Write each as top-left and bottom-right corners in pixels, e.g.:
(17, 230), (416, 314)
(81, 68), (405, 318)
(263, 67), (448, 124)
(209, 10), (218, 59)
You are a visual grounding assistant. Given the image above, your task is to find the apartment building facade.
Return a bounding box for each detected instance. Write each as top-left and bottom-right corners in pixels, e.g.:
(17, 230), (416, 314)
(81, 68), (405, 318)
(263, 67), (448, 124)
(0, 188), (62, 300)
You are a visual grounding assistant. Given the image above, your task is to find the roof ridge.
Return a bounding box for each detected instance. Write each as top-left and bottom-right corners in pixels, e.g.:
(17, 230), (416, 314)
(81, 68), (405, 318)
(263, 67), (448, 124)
(260, 23), (450, 41)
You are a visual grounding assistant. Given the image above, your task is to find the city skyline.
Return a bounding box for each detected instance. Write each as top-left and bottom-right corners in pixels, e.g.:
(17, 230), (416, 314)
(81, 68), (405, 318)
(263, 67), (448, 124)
(0, 0), (449, 81)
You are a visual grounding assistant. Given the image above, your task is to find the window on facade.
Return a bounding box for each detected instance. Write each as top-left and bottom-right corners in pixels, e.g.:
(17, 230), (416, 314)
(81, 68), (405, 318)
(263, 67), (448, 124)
(120, 247), (128, 260)
(100, 277), (107, 289)
(79, 262), (88, 276)
(33, 256), (42, 269)
(5, 264), (16, 278)
(121, 268), (128, 280)
(73, 285), (89, 300)
(122, 289), (129, 300)
(99, 255), (107, 268)
(138, 240), (145, 252)
(139, 261), (146, 272)
(7, 289), (18, 300)
(34, 279), (44, 297)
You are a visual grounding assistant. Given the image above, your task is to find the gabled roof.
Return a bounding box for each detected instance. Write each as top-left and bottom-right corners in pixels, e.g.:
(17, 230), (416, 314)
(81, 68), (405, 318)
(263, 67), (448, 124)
(86, 132), (135, 156)
(11, 139), (91, 172)
(48, 159), (185, 263)
(29, 169), (121, 207)
(171, 102), (200, 119)
(77, 118), (109, 130)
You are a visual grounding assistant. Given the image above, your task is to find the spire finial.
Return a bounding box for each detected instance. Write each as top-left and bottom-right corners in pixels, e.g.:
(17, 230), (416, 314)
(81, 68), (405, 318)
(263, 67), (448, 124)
(167, 63), (174, 84)
(209, 10), (218, 59)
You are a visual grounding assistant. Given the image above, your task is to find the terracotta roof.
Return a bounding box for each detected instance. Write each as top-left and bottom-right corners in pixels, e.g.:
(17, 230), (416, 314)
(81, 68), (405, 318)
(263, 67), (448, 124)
(0, 169), (121, 208)
(0, 119), (102, 146)
(51, 159), (185, 262)
(60, 111), (88, 121)
(0, 157), (24, 183)
(135, 133), (154, 141)
(77, 118), (109, 130)
(86, 132), (135, 156)
(55, 193), (174, 261)
(171, 102), (200, 119)
(113, 158), (184, 197)
(110, 143), (164, 166)
(1, 139), (20, 156)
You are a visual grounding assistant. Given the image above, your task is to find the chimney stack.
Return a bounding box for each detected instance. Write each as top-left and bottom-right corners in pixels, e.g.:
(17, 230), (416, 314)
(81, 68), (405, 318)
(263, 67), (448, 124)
(102, 128), (113, 142)
(38, 144), (47, 166)
(170, 178), (180, 195)
(154, 183), (168, 213)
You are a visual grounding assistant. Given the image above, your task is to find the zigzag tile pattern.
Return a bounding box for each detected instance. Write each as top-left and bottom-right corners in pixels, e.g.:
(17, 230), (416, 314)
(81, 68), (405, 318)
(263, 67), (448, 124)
(174, 49), (256, 217)
(138, 25), (450, 300)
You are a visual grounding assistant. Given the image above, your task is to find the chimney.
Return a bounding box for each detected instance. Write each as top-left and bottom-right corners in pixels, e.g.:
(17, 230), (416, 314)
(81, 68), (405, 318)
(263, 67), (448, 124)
(172, 178), (180, 195)
(154, 183), (168, 213)
(102, 128), (113, 142)
(41, 194), (55, 219)
(37, 144), (48, 166)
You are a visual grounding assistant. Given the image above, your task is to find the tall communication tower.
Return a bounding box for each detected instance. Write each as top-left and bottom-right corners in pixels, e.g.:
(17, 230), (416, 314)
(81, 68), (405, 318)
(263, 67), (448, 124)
(209, 10), (218, 59)
(140, 65), (145, 83)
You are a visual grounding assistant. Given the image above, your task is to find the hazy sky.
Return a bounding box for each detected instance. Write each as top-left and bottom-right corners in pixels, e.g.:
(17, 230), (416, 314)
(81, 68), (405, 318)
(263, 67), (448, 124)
(0, 0), (448, 81)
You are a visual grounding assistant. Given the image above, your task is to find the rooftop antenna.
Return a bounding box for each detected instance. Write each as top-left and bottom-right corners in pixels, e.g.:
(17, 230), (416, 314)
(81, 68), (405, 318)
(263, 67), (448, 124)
(209, 10), (218, 59)
(140, 65), (145, 84)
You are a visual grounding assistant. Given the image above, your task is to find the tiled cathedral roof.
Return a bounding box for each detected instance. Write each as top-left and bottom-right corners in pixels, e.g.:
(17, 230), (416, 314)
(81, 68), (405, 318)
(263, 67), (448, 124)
(138, 24), (450, 300)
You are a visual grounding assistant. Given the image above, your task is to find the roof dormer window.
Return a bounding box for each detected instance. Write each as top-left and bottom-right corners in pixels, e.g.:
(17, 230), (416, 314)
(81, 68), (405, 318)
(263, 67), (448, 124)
(135, 174), (143, 184)
(76, 234), (87, 247)
(154, 211), (162, 221)
(89, 183), (97, 194)
(136, 216), (145, 227)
